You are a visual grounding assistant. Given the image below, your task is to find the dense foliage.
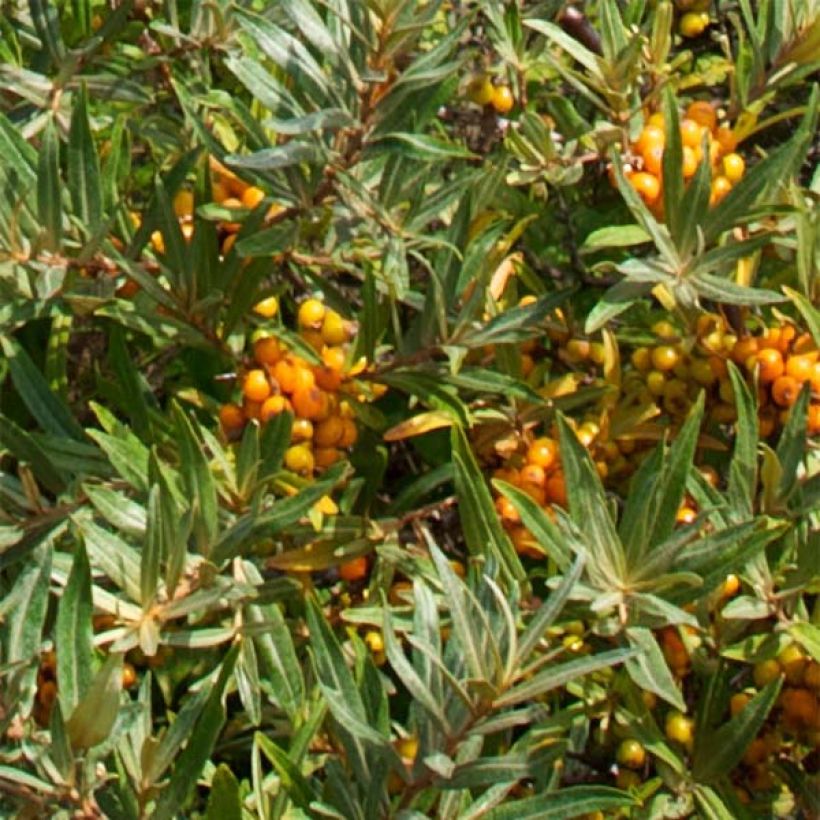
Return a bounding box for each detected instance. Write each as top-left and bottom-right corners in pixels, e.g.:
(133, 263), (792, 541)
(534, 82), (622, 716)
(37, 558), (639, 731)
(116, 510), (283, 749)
(0, 0), (818, 817)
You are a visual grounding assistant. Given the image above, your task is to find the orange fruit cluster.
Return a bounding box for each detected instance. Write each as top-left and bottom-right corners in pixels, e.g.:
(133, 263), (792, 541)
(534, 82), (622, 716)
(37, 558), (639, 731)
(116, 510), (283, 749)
(627, 317), (819, 435)
(218, 298), (362, 478)
(623, 101), (743, 218)
(208, 157), (283, 257)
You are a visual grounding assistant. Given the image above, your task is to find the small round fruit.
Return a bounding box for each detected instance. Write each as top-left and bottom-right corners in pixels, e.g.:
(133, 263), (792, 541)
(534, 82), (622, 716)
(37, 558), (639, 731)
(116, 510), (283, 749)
(651, 345), (681, 372)
(777, 644), (807, 685)
(710, 175), (732, 205)
(339, 556), (368, 582)
(685, 101), (717, 132)
(491, 85), (514, 114)
(665, 711), (694, 747)
(616, 739), (647, 770)
(754, 348), (785, 383)
(632, 347), (652, 372)
(721, 573), (740, 597)
(642, 143), (664, 176)
(315, 416), (345, 448)
(254, 336), (282, 365)
(122, 662), (137, 689)
(219, 403), (245, 431)
(715, 126), (737, 154)
(467, 74), (494, 106)
(243, 369), (272, 403)
(253, 296), (279, 318)
(241, 186), (265, 209)
(260, 394), (290, 422)
(753, 658), (782, 688)
(682, 146), (698, 177)
(339, 418), (358, 448)
(291, 387), (328, 420)
(321, 310), (348, 345)
(314, 447), (342, 468)
(771, 375), (800, 407)
(173, 189), (195, 219)
(627, 171), (661, 206)
(722, 153), (745, 183)
(284, 443), (314, 474)
(679, 11), (709, 38)
(364, 630), (384, 654)
(637, 124), (665, 155)
(298, 298), (326, 328)
(527, 437), (558, 470)
(730, 692), (752, 716)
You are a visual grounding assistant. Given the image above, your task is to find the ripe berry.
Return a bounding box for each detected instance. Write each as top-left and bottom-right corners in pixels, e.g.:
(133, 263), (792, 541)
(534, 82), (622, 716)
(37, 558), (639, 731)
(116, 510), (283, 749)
(321, 310), (349, 345)
(665, 711), (694, 747)
(785, 351), (818, 381)
(679, 11), (709, 38)
(243, 369), (272, 403)
(651, 345), (680, 371)
(627, 171), (661, 206)
(491, 85), (514, 114)
(253, 296), (279, 318)
(730, 692), (752, 716)
(254, 336), (282, 365)
(314, 447), (342, 468)
(637, 124), (665, 155)
(122, 662), (137, 689)
(710, 175), (732, 205)
(721, 573), (740, 596)
(526, 438), (558, 471)
(339, 418), (358, 448)
(681, 146), (698, 178)
(777, 644), (807, 685)
(241, 186), (265, 209)
(339, 555), (368, 581)
(315, 416), (345, 447)
(546, 471), (567, 506)
(260, 394), (290, 422)
(771, 375), (800, 407)
(219, 403), (245, 431)
(722, 153), (745, 183)
(753, 658), (782, 688)
(291, 387), (328, 420)
(715, 126), (737, 154)
(754, 348), (785, 383)
(284, 443), (315, 474)
(643, 143), (664, 176)
(616, 739), (647, 769)
(173, 189), (194, 219)
(631, 347), (652, 371)
(685, 101), (717, 132)
(291, 418), (314, 441)
(298, 298), (326, 328)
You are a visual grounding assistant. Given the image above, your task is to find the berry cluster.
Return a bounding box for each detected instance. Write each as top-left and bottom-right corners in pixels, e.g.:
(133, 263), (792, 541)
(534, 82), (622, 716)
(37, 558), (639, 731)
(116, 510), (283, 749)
(626, 317), (819, 435)
(623, 101), (744, 218)
(218, 298), (362, 478)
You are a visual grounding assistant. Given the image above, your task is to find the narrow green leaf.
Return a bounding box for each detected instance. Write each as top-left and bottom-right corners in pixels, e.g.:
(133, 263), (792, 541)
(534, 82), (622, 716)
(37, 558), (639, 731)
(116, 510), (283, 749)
(625, 627), (686, 711)
(37, 116), (62, 251)
(66, 652), (123, 750)
(255, 733), (318, 811)
(154, 646), (239, 818)
(485, 785), (635, 819)
(727, 362), (757, 518)
(56, 543), (94, 716)
(67, 85), (103, 230)
(206, 765), (242, 820)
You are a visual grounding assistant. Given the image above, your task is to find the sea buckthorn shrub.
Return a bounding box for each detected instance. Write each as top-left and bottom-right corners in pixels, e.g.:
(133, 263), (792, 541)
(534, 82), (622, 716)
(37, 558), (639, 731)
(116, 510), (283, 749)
(0, 1), (817, 818)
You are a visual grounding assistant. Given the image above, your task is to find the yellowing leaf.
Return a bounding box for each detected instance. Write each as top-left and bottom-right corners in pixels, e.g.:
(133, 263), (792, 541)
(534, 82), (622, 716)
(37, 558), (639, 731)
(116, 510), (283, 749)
(383, 411), (454, 442)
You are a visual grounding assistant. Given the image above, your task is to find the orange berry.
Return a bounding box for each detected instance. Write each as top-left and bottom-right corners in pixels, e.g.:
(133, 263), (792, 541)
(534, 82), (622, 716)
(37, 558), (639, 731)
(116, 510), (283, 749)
(339, 556), (368, 582)
(627, 171), (661, 206)
(241, 186), (265, 209)
(37, 680), (58, 709)
(242, 397), (262, 421)
(665, 711), (694, 747)
(710, 176), (732, 205)
(291, 387), (327, 420)
(219, 403), (245, 431)
(616, 739), (647, 769)
(742, 737), (768, 766)
(679, 11), (709, 38)
(243, 369), (272, 403)
(809, 404), (820, 434)
(253, 296), (279, 318)
(254, 336), (282, 366)
(298, 298), (326, 328)
(322, 346), (347, 372)
(722, 153), (745, 183)
(681, 146), (698, 178)
(173, 189), (195, 219)
(526, 437), (558, 470)
(680, 119), (704, 149)
(715, 126), (737, 154)
(676, 505), (697, 524)
(631, 347), (652, 372)
(314, 416), (345, 447)
(497, 496), (521, 524)
(730, 692), (752, 716)
(260, 394), (290, 422)
(753, 659), (782, 688)
(122, 662), (137, 689)
(642, 143), (664, 176)
(314, 446), (342, 468)
(221, 233), (237, 256)
(339, 418), (358, 448)
(519, 464), (546, 487)
(273, 358), (298, 393)
(685, 101), (717, 132)
(546, 471), (567, 506)
(637, 124), (665, 155)
(777, 324), (797, 352)
(292, 365), (316, 393)
(491, 85), (514, 114)
(754, 348), (785, 383)
(771, 375), (800, 407)
(722, 573), (740, 597)
(651, 345), (680, 371)
(731, 336), (759, 364)
(315, 366), (343, 392)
